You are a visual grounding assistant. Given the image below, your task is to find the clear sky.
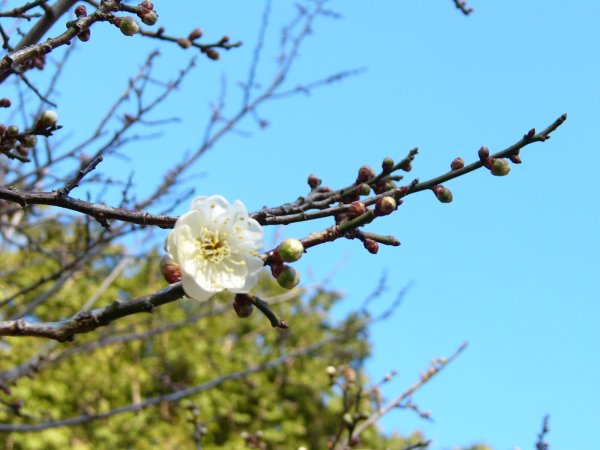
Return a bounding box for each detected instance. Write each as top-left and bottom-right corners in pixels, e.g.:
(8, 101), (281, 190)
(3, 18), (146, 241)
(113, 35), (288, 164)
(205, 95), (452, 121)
(18, 1), (600, 449)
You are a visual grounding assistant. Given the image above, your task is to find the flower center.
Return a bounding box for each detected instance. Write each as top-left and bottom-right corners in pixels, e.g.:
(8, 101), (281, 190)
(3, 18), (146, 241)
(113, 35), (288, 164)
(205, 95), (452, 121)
(198, 229), (231, 264)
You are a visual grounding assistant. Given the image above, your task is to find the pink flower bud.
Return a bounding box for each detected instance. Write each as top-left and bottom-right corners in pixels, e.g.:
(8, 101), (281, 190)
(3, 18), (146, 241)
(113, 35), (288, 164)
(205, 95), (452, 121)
(177, 38), (192, 49)
(356, 165), (375, 183)
(188, 28), (203, 40)
(348, 201), (366, 219)
(77, 29), (91, 42)
(307, 173), (321, 189)
(478, 146), (490, 162)
(74, 4), (87, 18)
(450, 157), (464, 171)
(205, 49), (220, 60)
(363, 239), (379, 254)
(160, 255), (181, 283)
(509, 153), (522, 164)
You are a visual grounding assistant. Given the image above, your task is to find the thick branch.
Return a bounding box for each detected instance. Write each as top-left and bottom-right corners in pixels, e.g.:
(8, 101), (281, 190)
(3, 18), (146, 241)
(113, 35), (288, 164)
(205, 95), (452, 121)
(0, 3), (111, 80)
(16, 0), (78, 49)
(0, 283), (184, 341)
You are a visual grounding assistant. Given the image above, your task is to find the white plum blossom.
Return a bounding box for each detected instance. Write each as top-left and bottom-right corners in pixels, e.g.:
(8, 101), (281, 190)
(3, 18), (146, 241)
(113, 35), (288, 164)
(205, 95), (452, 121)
(166, 195), (264, 301)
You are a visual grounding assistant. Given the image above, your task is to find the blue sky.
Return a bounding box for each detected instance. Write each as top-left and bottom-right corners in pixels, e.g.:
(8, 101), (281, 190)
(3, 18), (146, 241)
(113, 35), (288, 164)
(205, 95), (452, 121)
(15, 1), (600, 448)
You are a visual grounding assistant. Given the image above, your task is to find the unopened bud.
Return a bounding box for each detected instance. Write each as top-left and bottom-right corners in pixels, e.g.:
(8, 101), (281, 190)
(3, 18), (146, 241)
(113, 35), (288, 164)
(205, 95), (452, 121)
(205, 49), (220, 60)
(177, 38), (192, 49)
(0, 98), (11, 108)
(382, 156), (394, 172)
(432, 185), (453, 203)
(399, 160), (412, 172)
(341, 191), (360, 204)
(348, 201), (366, 219)
(358, 183), (371, 196)
(6, 125), (19, 137)
(118, 17), (139, 36)
(490, 158), (511, 176)
(160, 255), (181, 283)
(19, 135), (37, 148)
(307, 173), (321, 189)
(509, 153), (522, 164)
(373, 179), (387, 195)
(77, 28), (91, 42)
(363, 238), (379, 254)
(356, 165), (375, 183)
(139, 9), (158, 26)
(37, 110), (58, 129)
(276, 265), (300, 289)
(478, 146), (490, 162)
(233, 294), (254, 318)
(277, 238), (304, 263)
(375, 196), (397, 216)
(525, 128), (536, 139)
(188, 28), (203, 40)
(450, 157), (464, 171)
(74, 4), (87, 18)
(139, 1), (154, 9)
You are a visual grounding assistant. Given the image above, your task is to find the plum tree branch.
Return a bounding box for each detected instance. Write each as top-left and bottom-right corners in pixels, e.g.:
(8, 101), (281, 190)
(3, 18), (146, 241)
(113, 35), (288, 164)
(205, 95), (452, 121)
(0, 114), (568, 230)
(0, 283), (185, 341)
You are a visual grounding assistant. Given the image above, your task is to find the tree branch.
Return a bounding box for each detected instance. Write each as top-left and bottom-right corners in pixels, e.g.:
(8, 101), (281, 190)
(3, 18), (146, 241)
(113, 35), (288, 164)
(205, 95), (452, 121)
(0, 283), (185, 341)
(0, 114), (568, 229)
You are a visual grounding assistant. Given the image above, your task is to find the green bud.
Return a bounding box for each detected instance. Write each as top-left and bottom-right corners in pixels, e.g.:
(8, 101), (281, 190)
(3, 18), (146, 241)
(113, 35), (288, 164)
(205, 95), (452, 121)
(6, 125), (19, 137)
(277, 238), (304, 263)
(358, 183), (371, 196)
(140, 10), (158, 26)
(382, 156), (394, 172)
(433, 185), (453, 203)
(490, 158), (511, 176)
(276, 266), (300, 289)
(119, 17), (139, 36)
